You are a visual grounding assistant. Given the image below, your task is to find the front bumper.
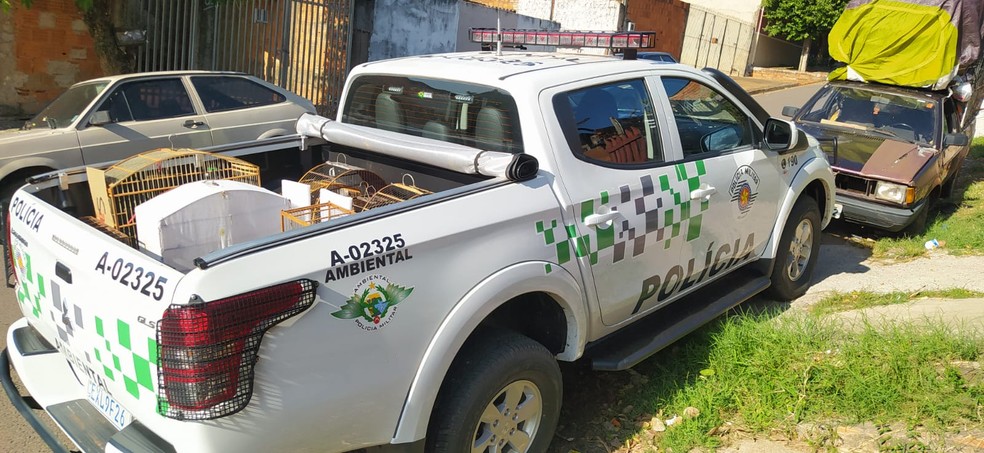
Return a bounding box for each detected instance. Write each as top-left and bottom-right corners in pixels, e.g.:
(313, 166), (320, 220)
(2, 319), (174, 453)
(837, 193), (927, 232)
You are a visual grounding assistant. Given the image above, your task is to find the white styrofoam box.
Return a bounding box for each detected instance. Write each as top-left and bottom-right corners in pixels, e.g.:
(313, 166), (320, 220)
(135, 180), (289, 271)
(320, 188), (354, 212)
(282, 179), (312, 208)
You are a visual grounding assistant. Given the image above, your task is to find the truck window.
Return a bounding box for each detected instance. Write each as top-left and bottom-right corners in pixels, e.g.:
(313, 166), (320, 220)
(661, 77), (754, 157)
(556, 79), (664, 166)
(341, 75), (524, 153)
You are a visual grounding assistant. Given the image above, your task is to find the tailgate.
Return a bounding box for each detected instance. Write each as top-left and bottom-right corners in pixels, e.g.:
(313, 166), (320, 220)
(7, 189), (183, 430)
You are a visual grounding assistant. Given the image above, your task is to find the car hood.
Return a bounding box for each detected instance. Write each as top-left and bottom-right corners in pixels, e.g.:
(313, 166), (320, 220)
(0, 127), (68, 145)
(798, 123), (936, 185)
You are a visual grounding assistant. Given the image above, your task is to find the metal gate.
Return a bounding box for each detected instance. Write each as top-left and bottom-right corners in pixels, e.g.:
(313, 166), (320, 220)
(137, 0), (351, 116)
(679, 6), (754, 76)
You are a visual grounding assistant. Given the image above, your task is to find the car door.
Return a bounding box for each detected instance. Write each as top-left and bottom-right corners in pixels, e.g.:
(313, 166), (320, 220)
(189, 75), (293, 144)
(77, 77), (212, 166)
(654, 74), (782, 276)
(545, 76), (714, 326)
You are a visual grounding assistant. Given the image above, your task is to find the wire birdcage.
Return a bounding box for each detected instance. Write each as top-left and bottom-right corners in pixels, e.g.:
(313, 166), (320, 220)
(356, 174), (431, 211)
(298, 157), (386, 202)
(281, 201), (355, 231)
(89, 148), (260, 246)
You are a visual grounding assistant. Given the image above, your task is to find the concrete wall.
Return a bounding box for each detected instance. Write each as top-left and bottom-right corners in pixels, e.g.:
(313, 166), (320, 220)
(626, 0), (688, 60)
(369, 0), (460, 61)
(369, 0), (558, 61)
(456, 2), (559, 52)
(0, 0), (103, 117)
(752, 32), (801, 68)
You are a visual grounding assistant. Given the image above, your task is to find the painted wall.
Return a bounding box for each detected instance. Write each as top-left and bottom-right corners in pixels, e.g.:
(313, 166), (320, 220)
(369, 0), (460, 61)
(681, 0), (760, 24)
(0, 0), (103, 118)
(516, 0), (624, 31)
(369, 0), (559, 61)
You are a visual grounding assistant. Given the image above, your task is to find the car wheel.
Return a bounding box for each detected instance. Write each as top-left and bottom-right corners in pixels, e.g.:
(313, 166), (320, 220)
(426, 329), (562, 453)
(766, 196), (821, 301)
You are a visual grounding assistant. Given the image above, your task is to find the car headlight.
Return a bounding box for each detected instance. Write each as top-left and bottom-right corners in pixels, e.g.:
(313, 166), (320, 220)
(874, 181), (914, 204)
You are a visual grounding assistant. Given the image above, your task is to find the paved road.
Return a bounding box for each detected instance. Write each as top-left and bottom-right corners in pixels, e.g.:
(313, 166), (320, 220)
(752, 82), (824, 118)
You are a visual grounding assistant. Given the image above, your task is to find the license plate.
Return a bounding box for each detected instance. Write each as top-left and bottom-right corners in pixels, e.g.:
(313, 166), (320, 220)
(832, 203), (843, 219)
(86, 376), (132, 430)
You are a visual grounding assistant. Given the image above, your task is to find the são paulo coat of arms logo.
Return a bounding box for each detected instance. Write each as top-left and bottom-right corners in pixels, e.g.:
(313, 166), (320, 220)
(729, 165), (760, 219)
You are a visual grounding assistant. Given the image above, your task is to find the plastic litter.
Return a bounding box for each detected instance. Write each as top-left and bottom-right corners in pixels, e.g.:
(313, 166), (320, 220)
(924, 238), (941, 250)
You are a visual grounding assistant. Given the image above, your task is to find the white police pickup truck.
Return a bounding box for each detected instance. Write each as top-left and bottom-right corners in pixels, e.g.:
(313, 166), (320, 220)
(2, 30), (834, 453)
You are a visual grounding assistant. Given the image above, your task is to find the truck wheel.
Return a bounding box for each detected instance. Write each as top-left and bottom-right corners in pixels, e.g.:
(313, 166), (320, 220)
(903, 192), (938, 237)
(766, 197), (821, 301)
(426, 329), (562, 453)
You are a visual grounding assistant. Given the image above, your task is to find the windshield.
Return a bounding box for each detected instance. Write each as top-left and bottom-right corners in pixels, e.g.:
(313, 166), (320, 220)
(798, 86), (939, 146)
(24, 81), (110, 130)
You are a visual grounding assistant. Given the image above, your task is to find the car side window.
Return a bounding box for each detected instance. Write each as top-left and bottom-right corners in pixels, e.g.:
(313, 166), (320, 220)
(191, 76), (287, 113)
(98, 79), (195, 122)
(661, 77), (753, 157)
(559, 79), (663, 165)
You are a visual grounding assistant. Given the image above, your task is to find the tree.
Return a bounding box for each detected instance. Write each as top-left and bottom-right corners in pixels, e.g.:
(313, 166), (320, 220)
(2, 0), (133, 74)
(763, 0), (849, 71)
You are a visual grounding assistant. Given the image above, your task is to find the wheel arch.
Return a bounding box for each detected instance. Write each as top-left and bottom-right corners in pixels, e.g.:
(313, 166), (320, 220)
(391, 261), (587, 443)
(256, 128), (290, 140)
(760, 155), (834, 262)
(0, 161), (60, 198)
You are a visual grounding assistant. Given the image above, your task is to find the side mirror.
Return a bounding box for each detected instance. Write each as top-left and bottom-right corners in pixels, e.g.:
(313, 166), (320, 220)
(89, 110), (111, 127)
(943, 132), (969, 147)
(781, 106), (800, 118)
(763, 118), (799, 153)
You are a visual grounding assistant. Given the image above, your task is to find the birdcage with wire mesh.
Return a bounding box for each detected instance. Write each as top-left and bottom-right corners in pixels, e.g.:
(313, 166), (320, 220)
(355, 174), (431, 211)
(281, 201), (355, 231)
(298, 159), (386, 202)
(86, 148), (260, 247)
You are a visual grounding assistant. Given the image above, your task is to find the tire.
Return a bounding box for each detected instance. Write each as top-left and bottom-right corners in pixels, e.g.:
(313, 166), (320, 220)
(426, 329), (562, 453)
(766, 196), (821, 301)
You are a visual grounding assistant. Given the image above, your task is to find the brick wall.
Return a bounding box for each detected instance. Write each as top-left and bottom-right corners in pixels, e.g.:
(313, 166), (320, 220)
(627, 0), (688, 60)
(0, 0), (103, 117)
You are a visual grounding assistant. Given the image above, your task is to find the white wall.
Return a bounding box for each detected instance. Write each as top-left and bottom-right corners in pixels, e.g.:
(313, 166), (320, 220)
(681, 0), (761, 24)
(516, 0), (623, 31)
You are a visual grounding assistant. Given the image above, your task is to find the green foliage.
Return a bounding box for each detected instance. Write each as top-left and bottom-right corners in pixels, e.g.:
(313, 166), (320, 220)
(763, 0), (850, 41)
(811, 289), (984, 314)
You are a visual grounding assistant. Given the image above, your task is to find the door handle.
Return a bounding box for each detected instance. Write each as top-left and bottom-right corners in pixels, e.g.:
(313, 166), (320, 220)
(583, 209), (624, 227)
(690, 184), (717, 201)
(183, 119), (205, 128)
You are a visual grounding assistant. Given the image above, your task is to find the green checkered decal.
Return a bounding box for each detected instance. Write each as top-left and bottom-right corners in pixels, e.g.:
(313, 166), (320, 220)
(93, 316), (159, 402)
(13, 250), (45, 319)
(536, 161), (709, 272)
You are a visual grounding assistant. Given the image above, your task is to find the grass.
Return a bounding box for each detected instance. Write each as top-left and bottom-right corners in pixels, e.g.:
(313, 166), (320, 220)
(871, 137), (984, 260)
(554, 311), (984, 452)
(809, 288), (984, 315)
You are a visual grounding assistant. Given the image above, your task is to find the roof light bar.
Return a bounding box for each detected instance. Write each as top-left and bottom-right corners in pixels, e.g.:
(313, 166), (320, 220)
(469, 28), (656, 49)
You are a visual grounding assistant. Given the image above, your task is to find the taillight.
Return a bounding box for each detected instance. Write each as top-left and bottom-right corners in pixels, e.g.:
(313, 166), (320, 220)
(157, 279), (317, 420)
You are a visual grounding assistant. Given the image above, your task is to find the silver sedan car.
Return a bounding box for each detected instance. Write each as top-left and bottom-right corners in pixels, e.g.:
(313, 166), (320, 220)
(0, 71), (315, 201)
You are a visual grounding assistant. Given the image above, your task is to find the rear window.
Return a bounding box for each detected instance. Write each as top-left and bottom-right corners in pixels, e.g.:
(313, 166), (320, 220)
(341, 75), (524, 153)
(191, 76), (286, 113)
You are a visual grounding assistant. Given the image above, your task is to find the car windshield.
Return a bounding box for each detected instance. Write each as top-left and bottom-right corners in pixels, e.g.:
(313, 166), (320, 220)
(23, 81), (110, 130)
(797, 85), (938, 145)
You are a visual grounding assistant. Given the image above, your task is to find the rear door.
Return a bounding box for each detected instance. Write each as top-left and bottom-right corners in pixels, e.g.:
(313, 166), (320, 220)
(77, 77), (212, 165)
(189, 75), (295, 144)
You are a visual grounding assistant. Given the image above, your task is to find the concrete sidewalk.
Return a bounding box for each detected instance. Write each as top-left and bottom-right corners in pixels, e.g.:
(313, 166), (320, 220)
(733, 76), (800, 95)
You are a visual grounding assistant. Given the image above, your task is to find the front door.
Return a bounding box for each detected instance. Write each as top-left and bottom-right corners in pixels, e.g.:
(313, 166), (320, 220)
(653, 75), (782, 285)
(546, 76), (720, 326)
(77, 77), (212, 166)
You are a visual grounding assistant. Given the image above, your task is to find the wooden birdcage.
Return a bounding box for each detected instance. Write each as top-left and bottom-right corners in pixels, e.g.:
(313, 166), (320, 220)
(281, 201), (355, 231)
(87, 148), (260, 246)
(298, 159), (386, 202)
(355, 174), (431, 211)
